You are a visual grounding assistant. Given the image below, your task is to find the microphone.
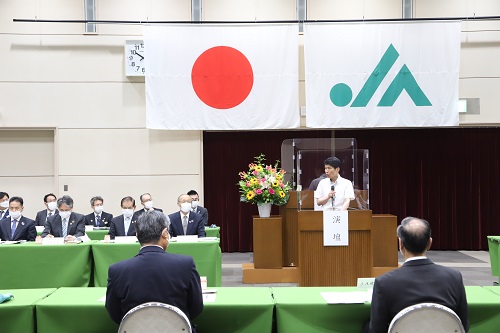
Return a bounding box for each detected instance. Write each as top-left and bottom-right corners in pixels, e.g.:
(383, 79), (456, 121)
(331, 185), (335, 208)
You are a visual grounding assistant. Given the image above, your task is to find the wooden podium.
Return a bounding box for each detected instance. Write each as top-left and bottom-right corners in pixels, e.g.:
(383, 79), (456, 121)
(297, 210), (373, 286)
(244, 191), (398, 285)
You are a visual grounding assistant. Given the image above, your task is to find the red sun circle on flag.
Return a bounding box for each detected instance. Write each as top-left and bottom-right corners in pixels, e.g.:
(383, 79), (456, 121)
(191, 46), (254, 109)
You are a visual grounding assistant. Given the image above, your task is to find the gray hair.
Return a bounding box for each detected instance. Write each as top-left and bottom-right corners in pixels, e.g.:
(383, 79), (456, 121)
(57, 195), (74, 209)
(177, 194), (189, 203)
(136, 210), (168, 245)
(90, 196), (104, 206)
(397, 216), (431, 254)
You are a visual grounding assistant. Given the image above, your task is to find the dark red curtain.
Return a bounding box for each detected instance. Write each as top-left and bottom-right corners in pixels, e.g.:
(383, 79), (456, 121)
(204, 127), (500, 252)
(203, 130), (332, 252)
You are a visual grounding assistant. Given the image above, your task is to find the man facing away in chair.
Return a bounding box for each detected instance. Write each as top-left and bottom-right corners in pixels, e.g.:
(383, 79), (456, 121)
(366, 217), (469, 333)
(105, 210), (203, 332)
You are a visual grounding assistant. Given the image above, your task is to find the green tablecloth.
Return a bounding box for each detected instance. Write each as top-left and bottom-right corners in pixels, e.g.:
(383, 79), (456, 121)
(466, 286), (500, 332)
(36, 287), (117, 333)
(0, 242), (92, 289)
(272, 286), (500, 333)
(35, 287), (274, 333)
(194, 287), (274, 333)
(38, 227), (220, 240)
(91, 240), (222, 287)
(273, 287), (370, 333)
(205, 226), (220, 238)
(0, 288), (56, 333)
(487, 236), (500, 276)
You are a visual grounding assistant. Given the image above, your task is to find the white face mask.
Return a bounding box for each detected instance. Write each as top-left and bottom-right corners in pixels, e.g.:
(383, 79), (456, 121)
(122, 209), (134, 218)
(47, 201), (57, 211)
(180, 202), (192, 213)
(9, 210), (22, 220)
(0, 201), (9, 209)
(59, 211), (71, 220)
(144, 201), (154, 210)
(94, 206), (103, 214)
(191, 200), (199, 209)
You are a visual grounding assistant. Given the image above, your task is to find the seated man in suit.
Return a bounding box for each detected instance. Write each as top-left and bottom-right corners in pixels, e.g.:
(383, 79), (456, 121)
(0, 191), (10, 220)
(366, 217), (469, 333)
(0, 196), (36, 241)
(41, 195), (85, 241)
(108, 196), (137, 239)
(34, 193), (58, 226)
(187, 190), (209, 226)
(105, 210), (203, 331)
(85, 196), (113, 227)
(168, 194), (205, 238)
(132, 192), (163, 221)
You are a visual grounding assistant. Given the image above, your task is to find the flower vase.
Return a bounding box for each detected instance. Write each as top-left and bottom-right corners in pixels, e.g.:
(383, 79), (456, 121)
(257, 203), (272, 218)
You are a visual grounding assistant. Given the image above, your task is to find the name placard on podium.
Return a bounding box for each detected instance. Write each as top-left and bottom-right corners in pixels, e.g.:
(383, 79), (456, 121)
(323, 210), (348, 246)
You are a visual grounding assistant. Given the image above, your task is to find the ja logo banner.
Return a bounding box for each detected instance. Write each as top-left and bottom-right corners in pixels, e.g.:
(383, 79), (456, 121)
(330, 44), (432, 107)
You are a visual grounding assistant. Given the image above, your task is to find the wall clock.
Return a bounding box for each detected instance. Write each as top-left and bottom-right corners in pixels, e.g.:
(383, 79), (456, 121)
(125, 40), (145, 76)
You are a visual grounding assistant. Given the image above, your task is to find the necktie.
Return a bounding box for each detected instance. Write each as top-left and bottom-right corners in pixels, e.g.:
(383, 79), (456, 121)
(11, 219), (18, 240)
(124, 217), (130, 234)
(0, 211), (5, 220)
(48, 212), (53, 217)
(96, 215), (102, 227)
(182, 215), (188, 235)
(62, 218), (68, 237)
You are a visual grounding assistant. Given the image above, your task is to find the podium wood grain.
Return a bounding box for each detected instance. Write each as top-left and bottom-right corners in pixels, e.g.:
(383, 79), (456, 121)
(297, 210), (373, 286)
(253, 216), (283, 269)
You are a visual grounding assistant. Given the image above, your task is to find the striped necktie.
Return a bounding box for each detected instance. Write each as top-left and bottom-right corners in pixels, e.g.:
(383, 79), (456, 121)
(182, 215), (188, 235)
(62, 218), (68, 237)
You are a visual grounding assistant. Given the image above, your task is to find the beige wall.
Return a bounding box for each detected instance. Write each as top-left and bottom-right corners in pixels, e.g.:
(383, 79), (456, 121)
(1, 0), (500, 218)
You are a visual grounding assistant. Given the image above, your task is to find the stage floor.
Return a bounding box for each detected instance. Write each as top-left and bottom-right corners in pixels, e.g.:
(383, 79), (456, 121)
(221, 250), (496, 287)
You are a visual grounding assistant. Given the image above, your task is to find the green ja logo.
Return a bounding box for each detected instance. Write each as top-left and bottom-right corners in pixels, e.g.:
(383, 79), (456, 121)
(330, 44), (432, 107)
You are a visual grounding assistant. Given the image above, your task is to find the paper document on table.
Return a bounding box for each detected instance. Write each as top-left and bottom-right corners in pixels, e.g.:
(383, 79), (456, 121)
(320, 291), (372, 304)
(202, 293), (216, 303)
(0, 241), (21, 245)
(98, 295), (106, 303)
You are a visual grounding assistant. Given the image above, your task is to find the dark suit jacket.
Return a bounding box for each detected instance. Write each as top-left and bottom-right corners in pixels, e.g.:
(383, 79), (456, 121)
(168, 211), (205, 237)
(0, 216), (37, 241)
(41, 212), (86, 238)
(132, 207), (163, 221)
(369, 258), (469, 333)
(84, 212), (113, 227)
(108, 215), (137, 239)
(192, 206), (208, 226)
(0, 209), (10, 220)
(105, 246), (203, 328)
(34, 209), (59, 226)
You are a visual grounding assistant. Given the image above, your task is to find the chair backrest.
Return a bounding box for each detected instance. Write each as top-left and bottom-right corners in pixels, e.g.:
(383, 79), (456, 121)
(118, 302), (191, 333)
(388, 302), (465, 333)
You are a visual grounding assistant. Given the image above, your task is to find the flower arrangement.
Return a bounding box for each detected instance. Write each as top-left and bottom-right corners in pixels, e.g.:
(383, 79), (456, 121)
(238, 154), (292, 206)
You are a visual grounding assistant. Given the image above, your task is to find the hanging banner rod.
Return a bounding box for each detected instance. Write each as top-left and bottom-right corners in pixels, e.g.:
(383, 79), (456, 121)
(12, 16), (500, 25)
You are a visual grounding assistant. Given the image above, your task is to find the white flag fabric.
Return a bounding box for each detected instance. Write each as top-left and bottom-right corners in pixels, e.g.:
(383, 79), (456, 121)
(304, 22), (461, 128)
(144, 24), (299, 130)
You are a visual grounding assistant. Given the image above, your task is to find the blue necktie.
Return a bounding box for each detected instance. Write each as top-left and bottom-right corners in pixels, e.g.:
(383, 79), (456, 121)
(96, 215), (101, 227)
(11, 219), (18, 240)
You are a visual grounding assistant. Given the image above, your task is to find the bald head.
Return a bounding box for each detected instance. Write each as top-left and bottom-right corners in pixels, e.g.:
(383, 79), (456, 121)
(397, 217), (432, 255)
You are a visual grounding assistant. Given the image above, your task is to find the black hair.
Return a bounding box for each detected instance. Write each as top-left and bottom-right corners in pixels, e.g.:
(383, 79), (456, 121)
(44, 193), (56, 203)
(324, 157), (341, 169)
(121, 196), (136, 207)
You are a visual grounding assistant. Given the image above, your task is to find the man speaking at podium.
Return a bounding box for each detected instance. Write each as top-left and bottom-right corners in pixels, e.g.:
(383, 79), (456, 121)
(314, 157), (354, 211)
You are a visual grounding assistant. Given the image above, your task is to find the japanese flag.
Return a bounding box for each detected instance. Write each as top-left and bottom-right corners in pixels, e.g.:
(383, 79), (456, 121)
(144, 24), (300, 130)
